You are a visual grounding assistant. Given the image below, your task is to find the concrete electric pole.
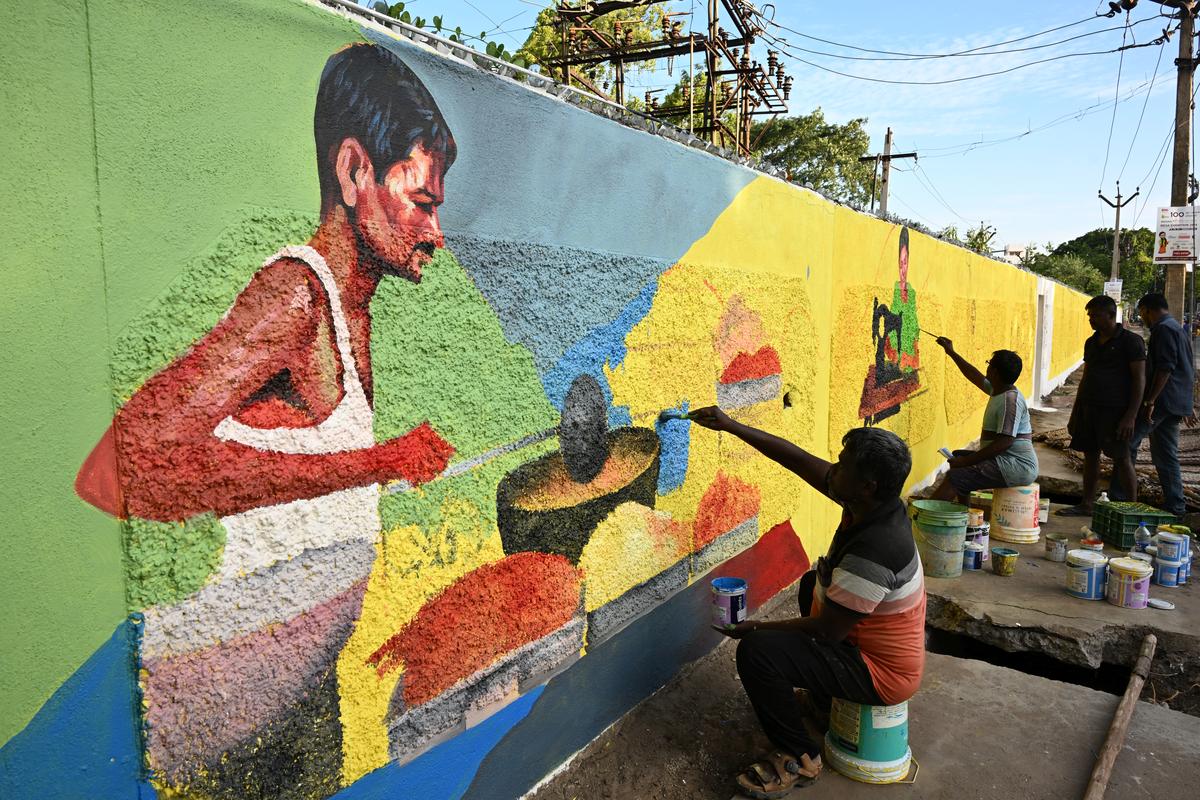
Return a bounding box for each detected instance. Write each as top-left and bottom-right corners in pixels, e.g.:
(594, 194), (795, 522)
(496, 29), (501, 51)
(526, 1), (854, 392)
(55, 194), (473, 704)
(1099, 181), (1140, 281)
(1165, 1), (1196, 315)
(859, 128), (916, 217)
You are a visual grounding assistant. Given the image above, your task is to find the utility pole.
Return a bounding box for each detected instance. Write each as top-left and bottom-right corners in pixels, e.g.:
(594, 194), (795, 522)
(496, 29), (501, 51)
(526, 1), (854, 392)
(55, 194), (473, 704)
(1159, 0), (1198, 315)
(1099, 181), (1140, 281)
(859, 128), (916, 217)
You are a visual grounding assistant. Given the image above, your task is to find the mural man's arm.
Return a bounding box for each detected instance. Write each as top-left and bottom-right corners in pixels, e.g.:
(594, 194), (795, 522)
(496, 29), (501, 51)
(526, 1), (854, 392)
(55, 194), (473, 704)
(689, 406), (833, 499)
(75, 261), (452, 521)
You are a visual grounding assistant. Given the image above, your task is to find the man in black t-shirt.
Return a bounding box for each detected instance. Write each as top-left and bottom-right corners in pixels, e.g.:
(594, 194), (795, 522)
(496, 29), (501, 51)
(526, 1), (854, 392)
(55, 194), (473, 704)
(1058, 295), (1145, 516)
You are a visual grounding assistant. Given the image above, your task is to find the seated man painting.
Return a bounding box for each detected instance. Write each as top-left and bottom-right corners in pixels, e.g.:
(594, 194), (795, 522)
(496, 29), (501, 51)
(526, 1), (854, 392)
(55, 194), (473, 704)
(690, 407), (925, 798)
(929, 339), (1039, 502)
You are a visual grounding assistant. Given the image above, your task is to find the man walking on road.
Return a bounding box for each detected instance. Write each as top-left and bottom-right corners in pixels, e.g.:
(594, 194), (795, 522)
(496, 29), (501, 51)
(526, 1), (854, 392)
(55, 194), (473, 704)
(1057, 295), (1145, 517)
(1122, 293), (1196, 517)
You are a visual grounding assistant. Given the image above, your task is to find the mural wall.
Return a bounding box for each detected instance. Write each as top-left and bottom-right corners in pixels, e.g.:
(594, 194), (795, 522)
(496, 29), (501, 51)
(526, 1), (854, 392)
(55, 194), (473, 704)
(0, 1), (1088, 798)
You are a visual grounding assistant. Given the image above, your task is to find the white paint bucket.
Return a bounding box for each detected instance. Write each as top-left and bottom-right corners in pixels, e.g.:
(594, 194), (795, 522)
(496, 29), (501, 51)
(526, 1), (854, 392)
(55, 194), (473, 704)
(992, 484), (1040, 531)
(1044, 534), (1068, 562)
(711, 577), (747, 629)
(1065, 550), (1108, 600)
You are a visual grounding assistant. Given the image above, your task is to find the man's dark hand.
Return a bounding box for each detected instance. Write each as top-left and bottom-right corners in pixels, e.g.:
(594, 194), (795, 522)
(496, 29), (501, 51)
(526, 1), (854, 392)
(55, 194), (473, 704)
(1117, 412), (1136, 441)
(711, 621), (758, 639)
(1140, 401), (1155, 423)
(935, 336), (954, 354)
(689, 405), (733, 432)
(947, 454), (969, 469)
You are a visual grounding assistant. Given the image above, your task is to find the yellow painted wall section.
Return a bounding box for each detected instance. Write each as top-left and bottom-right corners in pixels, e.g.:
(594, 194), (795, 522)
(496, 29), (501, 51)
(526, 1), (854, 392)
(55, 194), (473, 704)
(1051, 283), (1090, 377)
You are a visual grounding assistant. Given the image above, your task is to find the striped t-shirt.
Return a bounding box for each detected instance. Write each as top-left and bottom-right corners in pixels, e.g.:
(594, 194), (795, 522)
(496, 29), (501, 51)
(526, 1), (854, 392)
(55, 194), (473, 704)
(812, 497), (926, 704)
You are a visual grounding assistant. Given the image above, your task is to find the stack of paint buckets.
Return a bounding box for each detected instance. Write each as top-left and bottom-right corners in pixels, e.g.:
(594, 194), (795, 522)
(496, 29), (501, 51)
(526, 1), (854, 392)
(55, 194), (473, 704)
(824, 698), (912, 783)
(964, 507), (990, 570)
(1151, 527), (1192, 588)
(990, 484), (1041, 544)
(910, 500), (969, 578)
(1106, 556), (1153, 609)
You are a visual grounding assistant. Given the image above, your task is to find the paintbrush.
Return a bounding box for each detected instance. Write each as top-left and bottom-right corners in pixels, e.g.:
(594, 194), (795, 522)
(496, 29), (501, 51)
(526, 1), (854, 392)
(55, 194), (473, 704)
(657, 409), (694, 422)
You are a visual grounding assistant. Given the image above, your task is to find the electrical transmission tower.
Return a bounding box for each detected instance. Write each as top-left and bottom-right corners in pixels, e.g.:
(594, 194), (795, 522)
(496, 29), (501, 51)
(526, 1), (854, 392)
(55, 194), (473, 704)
(542, 1), (791, 155)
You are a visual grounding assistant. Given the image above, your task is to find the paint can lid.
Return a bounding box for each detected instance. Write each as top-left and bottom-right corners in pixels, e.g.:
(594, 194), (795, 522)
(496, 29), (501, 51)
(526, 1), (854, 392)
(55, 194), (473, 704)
(1067, 549), (1108, 566)
(965, 542), (985, 552)
(1129, 551), (1153, 564)
(1109, 557), (1154, 577)
(711, 577), (747, 592)
(1147, 598), (1175, 610)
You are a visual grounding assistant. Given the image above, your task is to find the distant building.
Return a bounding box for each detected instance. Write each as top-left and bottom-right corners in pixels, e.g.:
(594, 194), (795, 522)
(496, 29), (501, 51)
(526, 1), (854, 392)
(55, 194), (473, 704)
(995, 243), (1029, 266)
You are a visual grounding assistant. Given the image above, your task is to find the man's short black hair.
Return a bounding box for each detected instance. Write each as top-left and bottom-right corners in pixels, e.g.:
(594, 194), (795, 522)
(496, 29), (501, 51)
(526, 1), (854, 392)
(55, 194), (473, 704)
(990, 349), (1023, 384)
(1085, 295), (1117, 316)
(841, 428), (912, 500)
(314, 43), (456, 209)
(1137, 292), (1169, 312)
(899, 226), (910, 254)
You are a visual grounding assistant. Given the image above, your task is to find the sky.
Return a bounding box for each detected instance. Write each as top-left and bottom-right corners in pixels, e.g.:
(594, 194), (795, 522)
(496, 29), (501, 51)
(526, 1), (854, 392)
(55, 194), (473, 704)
(357, 0), (1188, 249)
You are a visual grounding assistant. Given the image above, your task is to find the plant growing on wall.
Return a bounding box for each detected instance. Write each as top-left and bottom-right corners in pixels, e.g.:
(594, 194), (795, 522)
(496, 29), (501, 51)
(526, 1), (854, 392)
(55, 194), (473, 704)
(372, 2), (530, 66)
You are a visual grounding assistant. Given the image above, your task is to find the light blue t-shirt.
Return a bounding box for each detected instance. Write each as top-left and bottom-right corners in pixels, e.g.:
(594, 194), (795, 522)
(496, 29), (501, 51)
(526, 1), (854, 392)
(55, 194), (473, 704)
(981, 380), (1038, 486)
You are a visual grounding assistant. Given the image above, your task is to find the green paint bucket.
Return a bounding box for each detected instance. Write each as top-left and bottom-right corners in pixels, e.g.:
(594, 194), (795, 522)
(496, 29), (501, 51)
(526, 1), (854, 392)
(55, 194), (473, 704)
(824, 698), (913, 784)
(910, 500), (969, 578)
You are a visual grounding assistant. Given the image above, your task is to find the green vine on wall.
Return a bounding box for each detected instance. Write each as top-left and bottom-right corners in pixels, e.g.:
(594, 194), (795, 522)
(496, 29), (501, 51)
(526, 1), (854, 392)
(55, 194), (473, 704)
(371, 2), (529, 67)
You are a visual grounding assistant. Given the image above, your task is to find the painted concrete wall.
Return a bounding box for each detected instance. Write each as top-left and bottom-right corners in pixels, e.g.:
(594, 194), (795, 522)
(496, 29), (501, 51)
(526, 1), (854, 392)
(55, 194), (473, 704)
(0, 1), (1090, 798)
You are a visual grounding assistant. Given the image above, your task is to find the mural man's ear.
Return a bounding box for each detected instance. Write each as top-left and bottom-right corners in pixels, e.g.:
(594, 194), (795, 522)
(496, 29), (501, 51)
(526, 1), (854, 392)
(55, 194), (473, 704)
(335, 137), (374, 209)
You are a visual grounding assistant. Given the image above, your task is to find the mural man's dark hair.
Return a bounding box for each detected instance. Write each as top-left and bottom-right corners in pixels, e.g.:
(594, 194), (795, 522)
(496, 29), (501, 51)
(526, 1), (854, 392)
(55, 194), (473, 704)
(899, 226), (910, 254)
(314, 43), (456, 209)
(841, 427), (912, 501)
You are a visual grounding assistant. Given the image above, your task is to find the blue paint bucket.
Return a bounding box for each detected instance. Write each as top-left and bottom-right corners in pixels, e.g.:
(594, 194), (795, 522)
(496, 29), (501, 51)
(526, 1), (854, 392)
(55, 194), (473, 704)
(1065, 549), (1108, 600)
(824, 698), (912, 784)
(1153, 558), (1181, 587)
(711, 577), (747, 629)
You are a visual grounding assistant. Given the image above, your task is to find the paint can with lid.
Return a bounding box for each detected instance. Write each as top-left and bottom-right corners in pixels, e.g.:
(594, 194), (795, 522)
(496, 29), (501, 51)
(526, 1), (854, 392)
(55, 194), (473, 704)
(1106, 557), (1153, 610)
(1065, 550), (1108, 600)
(965, 523), (990, 562)
(963, 542), (985, 571)
(1153, 557), (1181, 587)
(1044, 533), (1068, 562)
(1154, 530), (1187, 562)
(711, 577), (747, 629)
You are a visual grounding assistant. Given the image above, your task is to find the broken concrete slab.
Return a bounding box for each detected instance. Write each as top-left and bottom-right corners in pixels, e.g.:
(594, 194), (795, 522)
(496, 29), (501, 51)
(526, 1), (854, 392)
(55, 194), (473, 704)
(924, 505), (1200, 670)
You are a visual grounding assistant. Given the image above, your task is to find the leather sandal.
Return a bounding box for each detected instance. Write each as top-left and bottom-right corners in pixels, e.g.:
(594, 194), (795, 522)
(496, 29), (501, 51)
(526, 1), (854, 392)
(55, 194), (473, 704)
(735, 751), (819, 798)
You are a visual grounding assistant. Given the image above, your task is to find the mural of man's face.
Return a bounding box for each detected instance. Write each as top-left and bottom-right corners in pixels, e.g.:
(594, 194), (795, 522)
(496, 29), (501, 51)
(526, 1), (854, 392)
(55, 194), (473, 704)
(898, 245), (909, 285)
(342, 139), (448, 281)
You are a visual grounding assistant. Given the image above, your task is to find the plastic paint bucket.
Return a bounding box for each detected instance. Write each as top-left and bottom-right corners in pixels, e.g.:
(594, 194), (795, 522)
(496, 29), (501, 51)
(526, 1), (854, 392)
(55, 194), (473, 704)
(824, 699), (912, 784)
(1044, 534), (1068, 562)
(711, 577), (747, 628)
(963, 542), (985, 570)
(1039, 499), (1050, 523)
(968, 508), (985, 527)
(911, 500), (969, 579)
(992, 484), (1040, 531)
(1106, 557), (1153, 609)
(966, 524), (991, 562)
(990, 547), (1019, 576)
(1153, 558), (1181, 587)
(1154, 531), (1186, 562)
(1065, 550), (1108, 600)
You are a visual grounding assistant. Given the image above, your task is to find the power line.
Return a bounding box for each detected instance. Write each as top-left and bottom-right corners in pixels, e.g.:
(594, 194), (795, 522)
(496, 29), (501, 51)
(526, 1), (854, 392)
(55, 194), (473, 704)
(1099, 12), (1133, 190)
(757, 15), (1165, 63)
(912, 162), (970, 222)
(753, 12), (1106, 59)
(758, 28), (1169, 87)
(1118, 39), (1167, 182)
(913, 67), (1173, 159)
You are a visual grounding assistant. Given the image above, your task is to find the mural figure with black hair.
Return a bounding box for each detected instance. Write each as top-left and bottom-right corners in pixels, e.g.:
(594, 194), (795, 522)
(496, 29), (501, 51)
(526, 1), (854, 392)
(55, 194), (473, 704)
(929, 340), (1039, 502)
(73, 43), (459, 797)
(859, 227), (922, 425)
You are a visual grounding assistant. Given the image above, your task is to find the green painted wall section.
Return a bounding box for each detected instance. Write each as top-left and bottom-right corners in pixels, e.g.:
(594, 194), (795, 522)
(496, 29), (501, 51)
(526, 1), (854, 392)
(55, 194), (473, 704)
(0, 1), (125, 745)
(0, 0), (363, 745)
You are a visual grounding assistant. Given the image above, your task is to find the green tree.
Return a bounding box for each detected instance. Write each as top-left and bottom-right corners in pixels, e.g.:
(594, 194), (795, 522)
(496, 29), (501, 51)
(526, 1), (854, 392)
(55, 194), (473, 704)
(1047, 227), (1160, 301)
(964, 223), (996, 255)
(748, 109), (874, 205)
(1022, 248), (1105, 295)
(516, 4), (668, 90)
